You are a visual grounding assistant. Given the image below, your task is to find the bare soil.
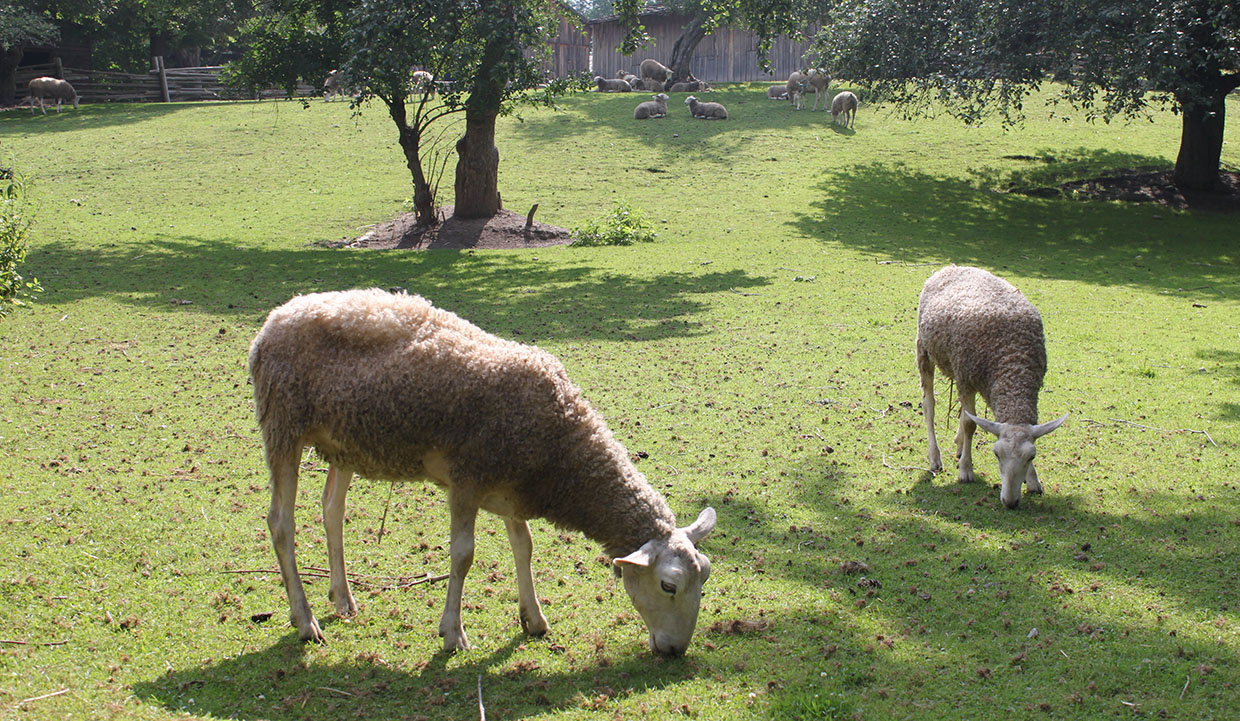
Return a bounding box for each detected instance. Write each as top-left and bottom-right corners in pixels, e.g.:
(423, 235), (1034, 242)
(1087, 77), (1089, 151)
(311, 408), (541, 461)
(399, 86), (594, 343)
(327, 205), (575, 250)
(1014, 169), (1240, 212)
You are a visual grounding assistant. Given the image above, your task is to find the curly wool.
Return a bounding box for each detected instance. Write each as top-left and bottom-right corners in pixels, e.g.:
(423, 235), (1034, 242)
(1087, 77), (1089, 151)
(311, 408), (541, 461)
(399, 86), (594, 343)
(916, 266), (1047, 424)
(249, 289), (676, 557)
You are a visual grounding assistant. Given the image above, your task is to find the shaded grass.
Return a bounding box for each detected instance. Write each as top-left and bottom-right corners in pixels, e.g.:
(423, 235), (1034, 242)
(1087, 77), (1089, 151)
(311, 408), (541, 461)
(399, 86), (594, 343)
(0, 87), (1237, 720)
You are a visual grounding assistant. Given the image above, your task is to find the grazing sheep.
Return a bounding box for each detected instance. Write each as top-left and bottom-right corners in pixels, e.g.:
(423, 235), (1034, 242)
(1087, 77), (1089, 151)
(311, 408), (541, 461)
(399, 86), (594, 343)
(805, 69), (831, 111)
(411, 69), (436, 97)
(830, 91), (858, 128)
(594, 76), (633, 92)
(27, 77), (78, 114)
(249, 289), (717, 655)
(786, 71), (809, 110)
(767, 84), (788, 100)
(323, 69), (347, 102)
(667, 80), (710, 93)
(916, 266), (1069, 509)
(684, 95), (727, 120)
(640, 58), (673, 85)
(634, 93), (670, 119)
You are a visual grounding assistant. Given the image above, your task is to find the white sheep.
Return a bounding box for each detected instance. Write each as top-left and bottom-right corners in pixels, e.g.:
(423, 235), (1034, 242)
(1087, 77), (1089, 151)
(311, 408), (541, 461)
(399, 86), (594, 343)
(685, 95), (727, 120)
(766, 84), (788, 100)
(805, 69), (831, 111)
(411, 69), (436, 97)
(594, 76), (633, 92)
(634, 93), (670, 119)
(323, 69), (345, 102)
(27, 77), (78, 114)
(830, 90), (858, 128)
(634, 78), (665, 92)
(786, 71), (808, 110)
(249, 289), (717, 655)
(916, 266), (1068, 509)
(640, 58), (673, 85)
(667, 80), (710, 93)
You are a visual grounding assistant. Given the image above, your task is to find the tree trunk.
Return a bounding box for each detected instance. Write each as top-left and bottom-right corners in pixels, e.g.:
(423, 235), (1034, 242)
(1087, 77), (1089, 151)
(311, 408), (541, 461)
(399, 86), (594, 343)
(0, 45), (23, 107)
(387, 97), (438, 227)
(666, 15), (709, 87)
(453, 108), (501, 219)
(149, 31), (169, 68)
(1173, 91), (1226, 191)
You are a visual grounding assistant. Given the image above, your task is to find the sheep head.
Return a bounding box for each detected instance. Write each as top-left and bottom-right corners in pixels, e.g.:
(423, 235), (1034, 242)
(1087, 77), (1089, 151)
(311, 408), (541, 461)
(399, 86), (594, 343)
(613, 506), (716, 656)
(684, 95), (697, 106)
(965, 410), (1068, 509)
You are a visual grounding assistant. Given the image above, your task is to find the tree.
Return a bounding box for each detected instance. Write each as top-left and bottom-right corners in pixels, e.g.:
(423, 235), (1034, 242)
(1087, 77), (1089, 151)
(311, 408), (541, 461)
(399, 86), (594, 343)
(90, 0), (251, 72)
(785, 0), (1239, 191)
(229, 0), (584, 223)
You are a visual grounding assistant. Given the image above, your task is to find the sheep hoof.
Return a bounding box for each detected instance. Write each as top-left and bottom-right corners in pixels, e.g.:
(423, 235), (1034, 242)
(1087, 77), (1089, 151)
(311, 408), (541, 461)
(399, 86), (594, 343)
(440, 630), (469, 652)
(957, 472), (975, 484)
(521, 612), (549, 636)
(297, 618), (326, 644)
(332, 592), (358, 618)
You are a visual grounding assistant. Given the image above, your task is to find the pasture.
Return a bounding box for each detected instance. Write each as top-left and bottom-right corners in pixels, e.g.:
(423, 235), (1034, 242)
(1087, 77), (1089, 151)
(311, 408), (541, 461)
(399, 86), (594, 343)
(0, 84), (1238, 720)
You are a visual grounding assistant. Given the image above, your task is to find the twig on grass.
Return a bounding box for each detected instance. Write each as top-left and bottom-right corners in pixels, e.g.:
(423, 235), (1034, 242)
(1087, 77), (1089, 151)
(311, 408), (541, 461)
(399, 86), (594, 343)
(876, 260), (940, 267)
(1108, 418), (1218, 447)
(728, 288), (760, 296)
(317, 687), (353, 697)
(219, 568), (449, 590)
(478, 674), (487, 721)
(882, 454), (932, 473)
(15, 687), (68, 706)
(1180, 674), (1190, 700)
(376, 482), (395, 545)
(0, 638), (69, 647)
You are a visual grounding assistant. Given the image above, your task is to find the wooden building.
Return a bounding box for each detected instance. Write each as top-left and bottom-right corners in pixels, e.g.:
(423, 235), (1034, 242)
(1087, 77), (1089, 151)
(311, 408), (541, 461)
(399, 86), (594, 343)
(588, 7), (815, 83)
(527, 1), (592, 78)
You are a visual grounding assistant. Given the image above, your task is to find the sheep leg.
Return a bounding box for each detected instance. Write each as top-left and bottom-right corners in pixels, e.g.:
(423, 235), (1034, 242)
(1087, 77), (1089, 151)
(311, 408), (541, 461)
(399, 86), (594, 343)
(956, 393), (978, 483)
(267, 447), (324, 643)
(1025, 463), (1043, 495)
(917, 347), (942, 473)
(439, 493), (477, 651)
(504, 518), (549, 636)
(322, 464), (358, 618)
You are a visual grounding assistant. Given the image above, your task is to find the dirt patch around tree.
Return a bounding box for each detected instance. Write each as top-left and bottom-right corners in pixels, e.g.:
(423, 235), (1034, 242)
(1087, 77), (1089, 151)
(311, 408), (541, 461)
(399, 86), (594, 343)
(325, 205), (575, 250)
(1012, 169), (1240, 213)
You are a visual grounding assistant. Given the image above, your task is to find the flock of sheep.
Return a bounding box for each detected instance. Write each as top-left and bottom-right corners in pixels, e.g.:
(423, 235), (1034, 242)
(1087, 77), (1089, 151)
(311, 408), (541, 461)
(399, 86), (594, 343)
(599, 59), (858, 127)
(249, 263), (1064, 656)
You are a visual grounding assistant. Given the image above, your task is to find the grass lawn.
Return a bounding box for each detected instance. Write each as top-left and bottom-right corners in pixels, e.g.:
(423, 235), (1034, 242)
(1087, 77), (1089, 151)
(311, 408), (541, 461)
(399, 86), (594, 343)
(0, 84), (1237, 720)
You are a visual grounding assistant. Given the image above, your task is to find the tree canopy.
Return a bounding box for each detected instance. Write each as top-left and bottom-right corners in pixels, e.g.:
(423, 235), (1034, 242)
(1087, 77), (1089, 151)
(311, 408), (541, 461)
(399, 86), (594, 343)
(779, 0), (1239, 189)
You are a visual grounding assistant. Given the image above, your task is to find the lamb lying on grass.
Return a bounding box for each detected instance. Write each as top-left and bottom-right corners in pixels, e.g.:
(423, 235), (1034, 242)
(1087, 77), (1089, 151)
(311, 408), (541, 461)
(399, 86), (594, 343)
(595, 76), (633, 92)
(249, 289), (717, 655)
(685, 95), (727, 119)
(767, 84), (788, 100)
(634, 93), (670, 119)
(916, 266), (1068, 509)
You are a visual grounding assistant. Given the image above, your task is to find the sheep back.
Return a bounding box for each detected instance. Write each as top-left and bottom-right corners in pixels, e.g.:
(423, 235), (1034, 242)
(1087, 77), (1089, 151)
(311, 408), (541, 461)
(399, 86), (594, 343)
(594, 76), (632, 92)
(685, 95), (727, 120)
(634, 93), (670, 119)
(640, 59), (673, 83)
(249, 290), (629, 509)
(917, 266), (1047, 421)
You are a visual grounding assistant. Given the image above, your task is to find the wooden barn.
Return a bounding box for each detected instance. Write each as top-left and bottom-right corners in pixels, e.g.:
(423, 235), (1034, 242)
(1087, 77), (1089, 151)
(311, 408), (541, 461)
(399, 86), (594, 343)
(527, 1), (592, 78)
(588, 7), (815, 83)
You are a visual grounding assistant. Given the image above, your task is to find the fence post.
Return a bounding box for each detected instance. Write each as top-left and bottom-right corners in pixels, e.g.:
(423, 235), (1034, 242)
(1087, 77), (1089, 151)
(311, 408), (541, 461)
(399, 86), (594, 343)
(53, 57), (63, 79)
(154, 56), (170, 102)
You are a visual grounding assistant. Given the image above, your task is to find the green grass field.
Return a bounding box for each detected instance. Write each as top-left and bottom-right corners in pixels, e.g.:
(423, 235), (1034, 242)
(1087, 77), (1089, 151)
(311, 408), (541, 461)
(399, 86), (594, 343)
(0, 84), (1238, 720)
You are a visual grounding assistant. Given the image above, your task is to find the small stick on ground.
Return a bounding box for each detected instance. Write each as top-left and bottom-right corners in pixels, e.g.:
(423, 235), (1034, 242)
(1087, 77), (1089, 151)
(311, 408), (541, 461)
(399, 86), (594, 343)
(376, 482), (395, 545)
(15, 687), (68, 706)
(525, 203), (539, 229)
(0, 638), (69, 647)
(1108, 418), (1218, 447)
(1180, 674), (1190, 700)
(477, 674), (487, 721)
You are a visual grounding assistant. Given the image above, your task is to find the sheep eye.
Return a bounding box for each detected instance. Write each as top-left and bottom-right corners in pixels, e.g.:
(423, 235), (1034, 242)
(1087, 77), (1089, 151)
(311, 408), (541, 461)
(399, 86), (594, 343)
(660, 581), (677, 595)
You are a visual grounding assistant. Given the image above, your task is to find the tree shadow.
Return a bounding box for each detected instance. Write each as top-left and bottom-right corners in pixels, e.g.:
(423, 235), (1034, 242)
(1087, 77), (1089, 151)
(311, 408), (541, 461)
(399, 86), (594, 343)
(0, 100), (245, 136)
(1196, 349), (1240, 420)
(27, 235), (770, 342)
(131, 632), (698, 721)
(788, 160), (1240, 296)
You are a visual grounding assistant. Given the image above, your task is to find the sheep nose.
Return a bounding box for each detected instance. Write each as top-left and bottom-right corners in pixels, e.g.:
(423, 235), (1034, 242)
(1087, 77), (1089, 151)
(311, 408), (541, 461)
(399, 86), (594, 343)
(1002, 496), (1020, 509)
(649, 634), (685, 657)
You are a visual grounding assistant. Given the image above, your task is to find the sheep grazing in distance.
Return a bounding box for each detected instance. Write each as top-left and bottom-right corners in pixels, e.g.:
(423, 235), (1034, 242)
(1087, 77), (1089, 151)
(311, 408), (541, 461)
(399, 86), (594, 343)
(916, 266), (1069, 509)
(805, 69), (831, 110)
(249, 289), (717, 655)
(685, 95), (727, 119)
(27, 77), (78, 114)
(831, 91), (858, 128)
(323, 69), (346, 102)
(634, 93), (670, 119)
(594, 76), (632, 92)
(411, 69), (436, 97)
(640, 58), (673, 85)
(786, 71), (809, 110)
(667, 79), (710, 93)
(767, 84), (788, 100)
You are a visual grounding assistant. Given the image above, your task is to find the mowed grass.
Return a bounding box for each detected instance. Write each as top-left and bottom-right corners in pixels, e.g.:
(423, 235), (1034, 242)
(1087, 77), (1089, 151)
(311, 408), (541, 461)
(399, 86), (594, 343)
(0, 84), (1238, 720)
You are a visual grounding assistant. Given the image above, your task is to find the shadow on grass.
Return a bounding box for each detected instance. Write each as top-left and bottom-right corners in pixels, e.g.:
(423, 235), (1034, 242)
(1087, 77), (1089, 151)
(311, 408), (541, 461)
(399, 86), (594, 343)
(1197, 350), (1240, 420)
(0, 100), (250, 136)
(132, 632), (698, 721)
(27, 235), (770, 342)
(789, 160), (1240, 296)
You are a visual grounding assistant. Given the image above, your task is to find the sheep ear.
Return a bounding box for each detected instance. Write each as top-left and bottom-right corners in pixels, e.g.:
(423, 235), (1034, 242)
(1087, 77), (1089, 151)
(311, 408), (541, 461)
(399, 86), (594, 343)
(613, 540), (658, 569)
(1032, 412), (1069, 439)
(682, 507), (716, 544)
(963, 409), (1005, 436)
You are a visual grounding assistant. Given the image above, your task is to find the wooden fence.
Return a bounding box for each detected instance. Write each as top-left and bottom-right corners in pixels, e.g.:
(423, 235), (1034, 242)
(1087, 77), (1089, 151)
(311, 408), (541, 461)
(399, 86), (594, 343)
(14, 59), (316, 105)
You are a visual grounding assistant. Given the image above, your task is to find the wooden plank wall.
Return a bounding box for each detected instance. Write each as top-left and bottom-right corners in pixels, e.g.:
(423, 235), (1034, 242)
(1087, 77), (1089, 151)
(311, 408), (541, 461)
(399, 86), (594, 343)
(528, 16), (591, 78)
(591, 13), (815, 83)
